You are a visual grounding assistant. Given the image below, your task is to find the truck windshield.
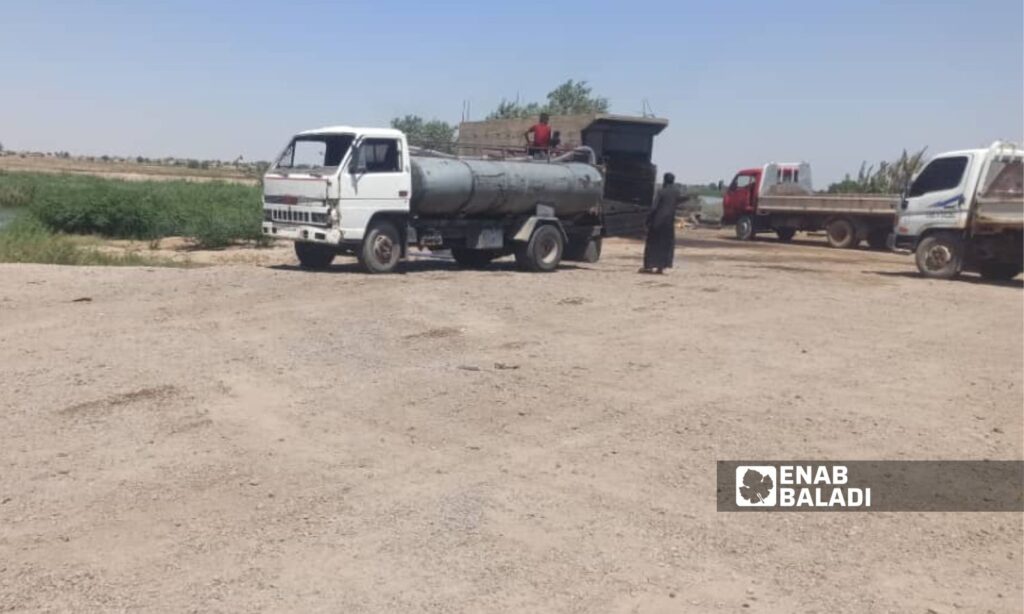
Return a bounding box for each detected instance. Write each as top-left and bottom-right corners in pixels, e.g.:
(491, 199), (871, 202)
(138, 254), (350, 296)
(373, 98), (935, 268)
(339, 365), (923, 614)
(274, 134), (354, 174)
(908, 156), (968, 197)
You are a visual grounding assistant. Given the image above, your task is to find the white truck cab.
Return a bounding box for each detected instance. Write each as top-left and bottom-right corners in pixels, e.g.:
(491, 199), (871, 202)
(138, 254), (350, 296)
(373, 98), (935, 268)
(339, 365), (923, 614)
(262, 126), (410, 247)
(893, 142), (1023, 280)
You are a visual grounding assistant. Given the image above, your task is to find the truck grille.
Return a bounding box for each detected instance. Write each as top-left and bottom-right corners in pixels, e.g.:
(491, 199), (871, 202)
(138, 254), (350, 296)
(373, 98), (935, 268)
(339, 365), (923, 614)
(264, 207), (329, 226)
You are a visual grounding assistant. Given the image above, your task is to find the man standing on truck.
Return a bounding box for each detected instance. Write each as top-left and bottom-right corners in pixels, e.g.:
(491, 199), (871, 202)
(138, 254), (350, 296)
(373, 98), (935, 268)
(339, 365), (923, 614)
(524, 113), (552, 158)
(641, 173), (683, 274)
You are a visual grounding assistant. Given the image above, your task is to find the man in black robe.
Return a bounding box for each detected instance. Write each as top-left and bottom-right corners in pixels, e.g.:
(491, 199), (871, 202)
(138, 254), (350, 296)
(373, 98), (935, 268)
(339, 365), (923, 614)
(641, 173), (683, 274)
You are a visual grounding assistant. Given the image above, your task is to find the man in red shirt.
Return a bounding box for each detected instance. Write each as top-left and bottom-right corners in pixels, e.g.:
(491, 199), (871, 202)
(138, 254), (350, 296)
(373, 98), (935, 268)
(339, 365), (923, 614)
(525, 113), (552, 158)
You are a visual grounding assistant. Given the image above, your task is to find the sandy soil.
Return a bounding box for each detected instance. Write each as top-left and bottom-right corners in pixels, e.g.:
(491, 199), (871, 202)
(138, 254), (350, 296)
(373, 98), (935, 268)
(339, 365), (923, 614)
(1, 229), (1021, 613)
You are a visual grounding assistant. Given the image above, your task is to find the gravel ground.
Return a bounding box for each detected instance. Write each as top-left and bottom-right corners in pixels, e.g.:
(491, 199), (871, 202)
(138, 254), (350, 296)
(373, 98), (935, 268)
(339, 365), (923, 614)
(1, 229), (1021, 613)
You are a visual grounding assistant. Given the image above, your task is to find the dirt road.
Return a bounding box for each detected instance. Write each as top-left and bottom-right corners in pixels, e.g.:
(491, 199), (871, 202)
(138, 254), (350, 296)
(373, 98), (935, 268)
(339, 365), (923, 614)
(1, 230), (1021, 613)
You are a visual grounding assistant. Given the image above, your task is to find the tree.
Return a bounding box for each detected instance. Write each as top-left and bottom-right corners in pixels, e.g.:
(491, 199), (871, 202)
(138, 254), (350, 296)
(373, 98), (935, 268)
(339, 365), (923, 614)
(390, 115), (457, 153)
(486, 79), (610, 119)
(544, 79), (609, 115)
(487, 99), (543, 120)
(828, 148), (928, 194)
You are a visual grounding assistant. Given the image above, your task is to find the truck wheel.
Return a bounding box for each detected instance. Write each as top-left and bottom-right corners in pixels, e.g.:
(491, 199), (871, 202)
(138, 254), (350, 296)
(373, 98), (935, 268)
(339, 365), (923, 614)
(826, 218), (857, 249)
(294, 242), (336, 270)
(451, 248), (499, 268)
(978, 262), (1022, 281)
(775, 228), (796, 242)
(514, 224), (564, 272)
(915, 233), (963, 279)
(867, 229), (889, 250)
(358, 219), (402, 274)
(735, 216), (755, 241)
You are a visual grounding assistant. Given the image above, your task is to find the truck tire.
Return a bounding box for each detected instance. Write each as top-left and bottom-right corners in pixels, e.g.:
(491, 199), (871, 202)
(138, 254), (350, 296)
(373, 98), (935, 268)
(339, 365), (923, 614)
(826, 218), (857, 249)
(294, 242), (336, 270)
(915, 233), (963, 279)
(978, 262), (1022, 281)
(775, 228), (796, 242)
(735, 216), (755, 241)
(358, 219), (402, 274)
(867, 229), (889, 250)
(451, 248), (500, 268)
(514, 224), (564, 272)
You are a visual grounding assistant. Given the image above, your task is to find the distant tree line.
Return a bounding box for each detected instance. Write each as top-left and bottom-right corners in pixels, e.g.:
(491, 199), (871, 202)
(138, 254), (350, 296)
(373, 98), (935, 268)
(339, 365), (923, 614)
(827, 148), (928, 194)
(391, 79), (611, 154)
(486, 80), (610, 120)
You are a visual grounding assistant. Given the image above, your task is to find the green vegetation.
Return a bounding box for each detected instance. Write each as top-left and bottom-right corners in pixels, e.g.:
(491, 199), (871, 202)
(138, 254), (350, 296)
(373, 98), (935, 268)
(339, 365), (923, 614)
(828, 148), (928, 194)
(488, 80), (610, 120)
(390, 80), (611, 154)
(0, 214), (181, 266)
(0, 171), (266, 265)
(0, 171), (265, 249)
(0, 172), (38, 208)
(390, 116), (458, 153)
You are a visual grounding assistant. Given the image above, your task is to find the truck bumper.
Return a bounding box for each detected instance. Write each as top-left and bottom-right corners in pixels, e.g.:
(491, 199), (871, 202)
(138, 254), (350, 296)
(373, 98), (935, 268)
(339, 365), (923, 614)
(262, 222), (343, 245)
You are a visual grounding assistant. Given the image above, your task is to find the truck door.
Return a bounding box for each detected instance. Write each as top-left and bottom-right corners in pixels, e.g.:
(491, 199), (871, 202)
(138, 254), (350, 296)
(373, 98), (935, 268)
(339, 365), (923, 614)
(902, 155), (970, 218)
(340, 138), (411, 240)
(723, 172), (756, 224)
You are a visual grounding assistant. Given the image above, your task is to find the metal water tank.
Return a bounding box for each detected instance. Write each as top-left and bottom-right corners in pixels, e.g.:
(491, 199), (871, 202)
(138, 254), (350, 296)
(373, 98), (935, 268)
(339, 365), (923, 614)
(410, 157), (603, 218)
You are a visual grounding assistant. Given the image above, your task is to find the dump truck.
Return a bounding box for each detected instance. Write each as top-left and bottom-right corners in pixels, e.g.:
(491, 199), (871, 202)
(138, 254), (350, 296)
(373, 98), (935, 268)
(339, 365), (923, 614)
(723, 163), (899, 248)
(262, 116), (667, 273)
(892, 141), (1023, 280)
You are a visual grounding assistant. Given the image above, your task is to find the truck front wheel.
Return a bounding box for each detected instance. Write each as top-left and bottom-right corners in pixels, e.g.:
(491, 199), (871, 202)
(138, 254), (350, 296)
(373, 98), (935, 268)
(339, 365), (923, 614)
(515, 224), (564, 272)
(826, 218), (857, 249)
(735, 216), (755, 241)
(915, 233), (963, 279)
(358, 220), (402, 274)
(294, 242), (336, 270)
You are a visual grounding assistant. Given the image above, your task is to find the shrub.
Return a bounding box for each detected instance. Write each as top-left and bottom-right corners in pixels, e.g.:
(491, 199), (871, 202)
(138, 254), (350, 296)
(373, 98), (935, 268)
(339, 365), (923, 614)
(0, 172), (37, 208)
(0, 172), (264, 248)
(0, 213), (178, 266)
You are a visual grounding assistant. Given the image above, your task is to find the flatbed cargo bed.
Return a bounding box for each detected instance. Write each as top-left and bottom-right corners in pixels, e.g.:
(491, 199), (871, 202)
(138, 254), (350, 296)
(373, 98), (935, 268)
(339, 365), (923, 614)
(973, 195), (1024, 231)
(758, 194), (899, 216)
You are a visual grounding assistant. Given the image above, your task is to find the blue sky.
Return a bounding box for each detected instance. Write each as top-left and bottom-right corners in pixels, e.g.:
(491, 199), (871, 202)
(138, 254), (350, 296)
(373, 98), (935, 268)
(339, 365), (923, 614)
(1, 0), (1021, 185)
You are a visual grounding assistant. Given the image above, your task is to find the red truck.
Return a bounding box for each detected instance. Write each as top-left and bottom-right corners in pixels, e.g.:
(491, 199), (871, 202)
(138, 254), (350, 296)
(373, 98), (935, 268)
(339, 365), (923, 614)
(722, 163), (898, 248)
